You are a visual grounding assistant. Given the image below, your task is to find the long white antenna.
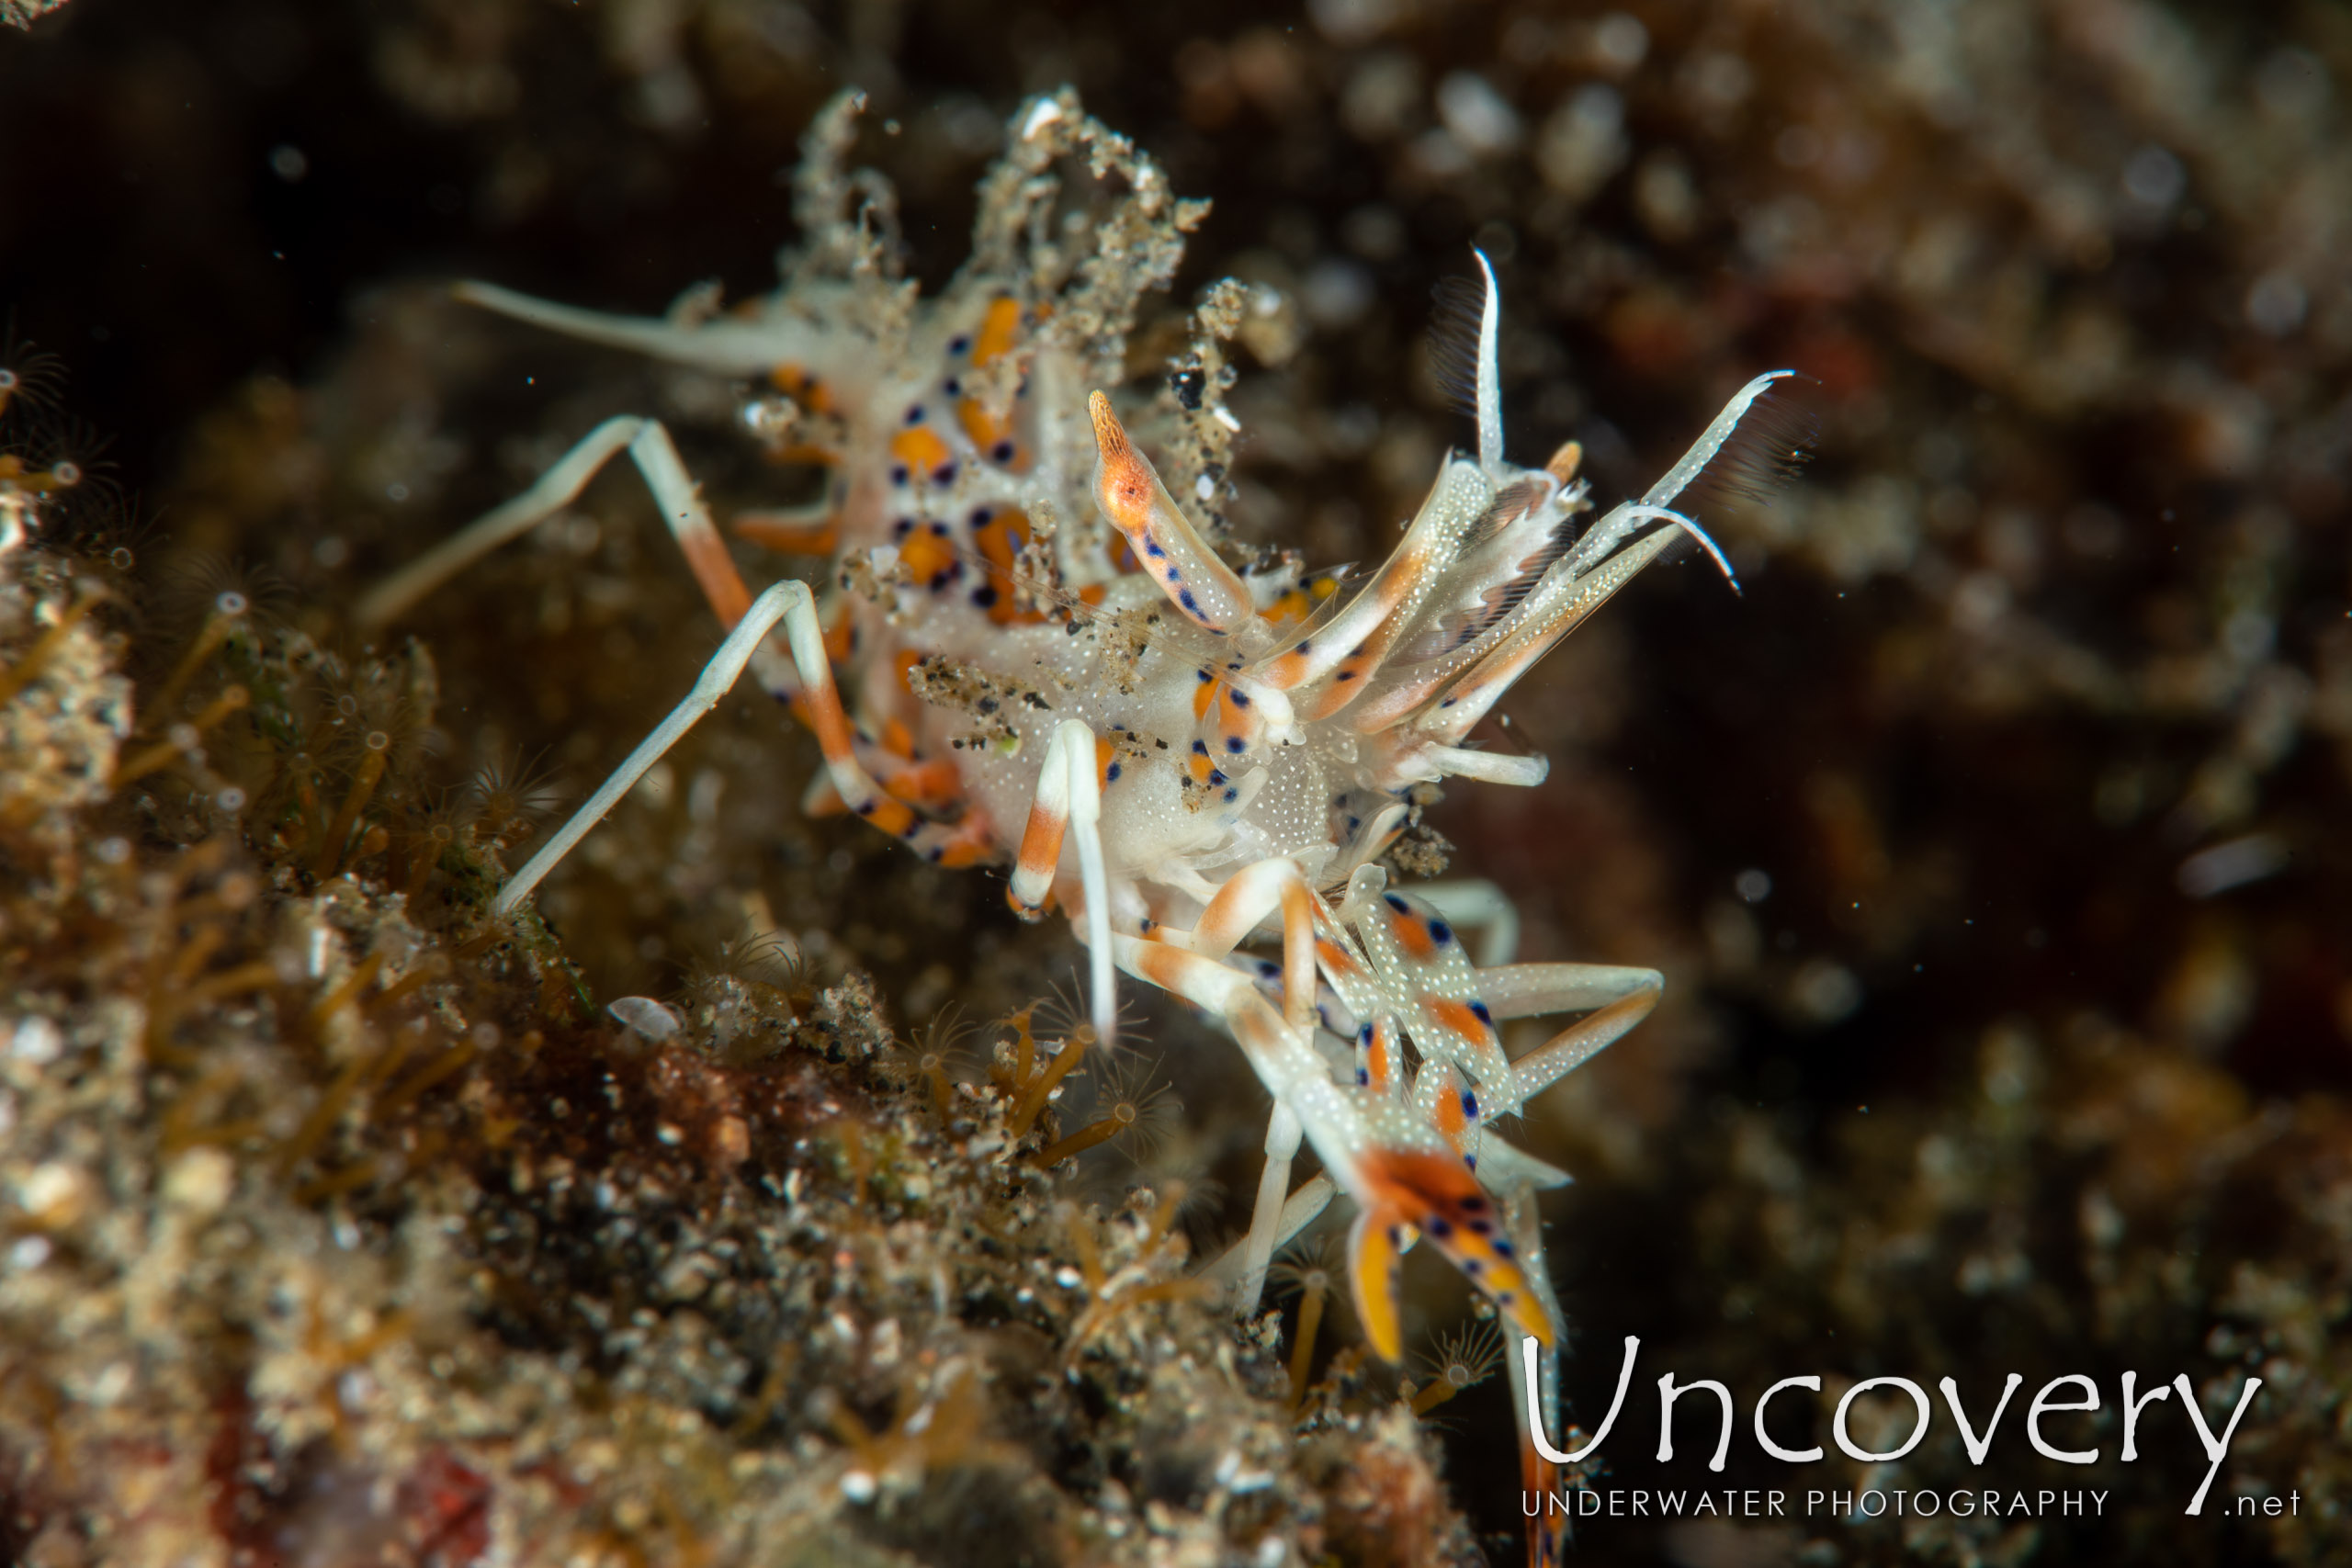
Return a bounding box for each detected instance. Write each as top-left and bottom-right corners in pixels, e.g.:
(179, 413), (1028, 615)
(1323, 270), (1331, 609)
(1473, 248), (1504, 474)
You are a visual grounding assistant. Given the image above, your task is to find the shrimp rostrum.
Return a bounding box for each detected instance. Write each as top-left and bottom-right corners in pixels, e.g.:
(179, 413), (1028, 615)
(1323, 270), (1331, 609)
(360, 87), (1804, 1550)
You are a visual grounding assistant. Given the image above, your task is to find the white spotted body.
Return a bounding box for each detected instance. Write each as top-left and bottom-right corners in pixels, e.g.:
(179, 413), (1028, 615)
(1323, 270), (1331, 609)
(359, 88), (1806, 1568)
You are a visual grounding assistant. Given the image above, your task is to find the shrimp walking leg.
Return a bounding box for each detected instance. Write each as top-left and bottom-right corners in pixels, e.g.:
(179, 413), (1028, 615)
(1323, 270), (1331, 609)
(494, 580), (990, 917)
(1487, 965), (1661, 1101)
(1005, 719), (1119, 1049)
(1151, 854), (1325, 1311)
(1411, 878), (1521, 968)
(356, 416), (746, 630)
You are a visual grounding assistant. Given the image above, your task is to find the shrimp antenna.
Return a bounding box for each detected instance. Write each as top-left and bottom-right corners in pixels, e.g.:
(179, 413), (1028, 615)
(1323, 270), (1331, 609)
(1427, 252), (1506, 473)
(1472, 249), (1503, 474)
(1660, 506), (1743, 595)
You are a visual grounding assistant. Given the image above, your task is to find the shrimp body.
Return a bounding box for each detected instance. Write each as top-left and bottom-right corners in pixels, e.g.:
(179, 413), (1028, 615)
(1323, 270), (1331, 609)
(362, 88), (1805, 1568)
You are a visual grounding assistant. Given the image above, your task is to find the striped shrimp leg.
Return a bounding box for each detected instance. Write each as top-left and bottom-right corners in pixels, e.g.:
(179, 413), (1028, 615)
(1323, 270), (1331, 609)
(1192, 904), (1397, 1301)
(1002, 719), (1119, 1049)
(1308, 899), (1408, 1100)
(495, 580), (992, 918)
(1477, 961), (1663, 1103)
(1151, 856), (1328, 1313)
(356, 275), (877, 627)
(1114, 933), (1555, 1358)
(1340, 866), (1516, 1108)
(1467, 959), (1660, 1568)
(1348, 1145), (1558, 1362)
(356, 415), (755, 632)
(1504, 1173), (1573, 1568)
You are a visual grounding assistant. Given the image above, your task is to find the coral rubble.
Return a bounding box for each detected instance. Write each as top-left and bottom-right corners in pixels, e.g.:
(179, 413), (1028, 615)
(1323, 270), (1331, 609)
(0, 526), (1481, 1563)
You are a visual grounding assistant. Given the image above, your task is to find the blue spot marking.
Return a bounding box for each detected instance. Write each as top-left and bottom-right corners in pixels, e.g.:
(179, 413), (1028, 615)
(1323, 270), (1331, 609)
(1429, 921), (1453, 945)
(1469, 1000), (1493, 1025)
(905, 404), (925, 423)
(1356, 1067), (1369, 1086)
(932, 462), (958, 485)
(1465, 1217), (1494, 1236)
(968, 507), (992, 528)
(1208, 769), (1227, 786)
(1258, 960), (1280, 978)
(1358, 1023), (1374, 1044)
(1192, 739), (1208, 755)
(948, 334), (970, 355)
(1147, 541), (1166, 558)
(1336, 671), (1356, 682)
(1295, 640), (1311, 655)
(1228, 689), (1250, 708)
(1382, 893), (1408, 913)
(1223, 787), (1238, 802)
(1105, 762), (1122, 782)
(1493, 1238), (1516, 1260)
(889, 465), (909, 486)
(991, 441), (1014, 463)
(944, 377), (963, 395)
(1441, 697), (1455, 707)
(930, 521), (949, 536)
(1196, 669), (1212, 683)
(891, 517), (914, 538)
(1460, 1090), (1478, 1119)
(971, 586), (999, 609)
(1225, 737), (1245, 754)
(1179, 590), (1198, 613)
(1427, 1215), (1454, 1240)
(1461, 1258), (1482, 1276)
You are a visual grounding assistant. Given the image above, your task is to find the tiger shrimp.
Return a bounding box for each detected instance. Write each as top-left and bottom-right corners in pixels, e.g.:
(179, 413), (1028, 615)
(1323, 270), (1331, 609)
(356, 87), (1806, 1562)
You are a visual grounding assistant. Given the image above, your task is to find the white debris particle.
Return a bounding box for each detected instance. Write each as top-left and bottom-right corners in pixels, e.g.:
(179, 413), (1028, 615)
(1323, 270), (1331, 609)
(2176, 833), (2288, 898)
(8, 1016), (62, 1065)
(1436, 71), (1522, 155)
(608, 996), (684, 1043)
(1021, 98), (1063, 140)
